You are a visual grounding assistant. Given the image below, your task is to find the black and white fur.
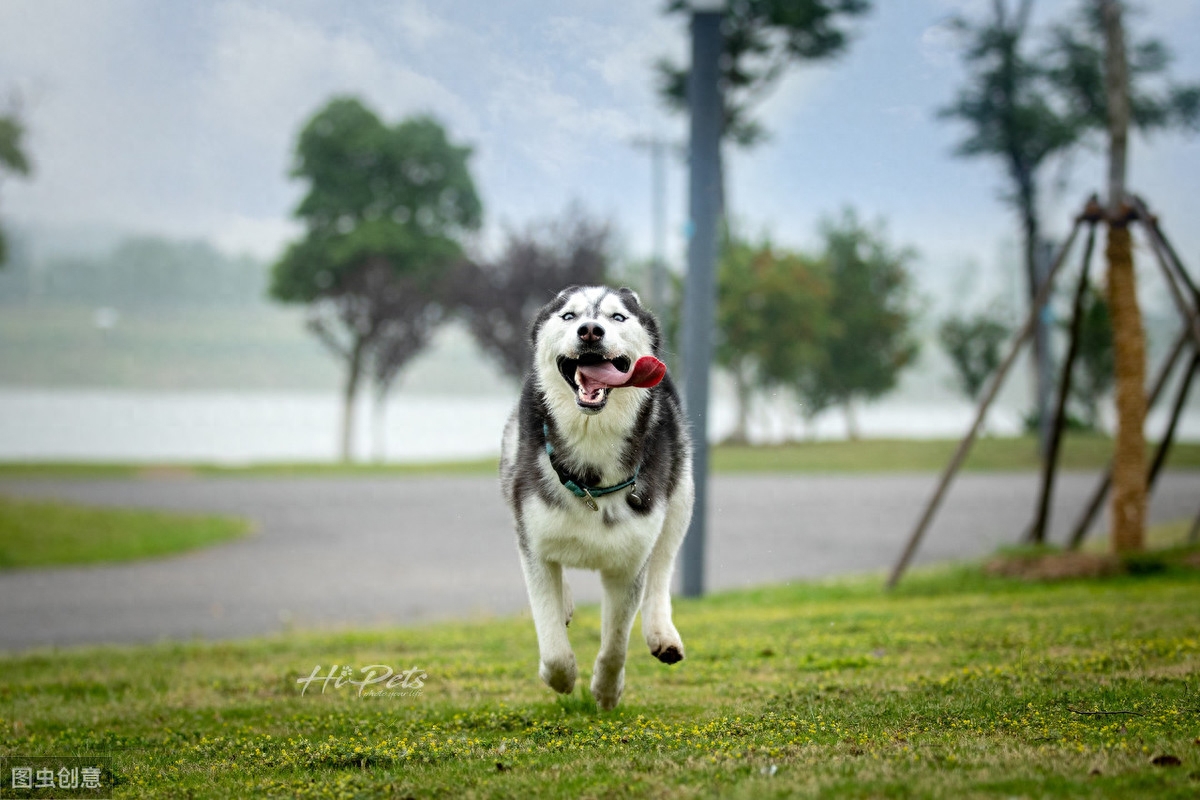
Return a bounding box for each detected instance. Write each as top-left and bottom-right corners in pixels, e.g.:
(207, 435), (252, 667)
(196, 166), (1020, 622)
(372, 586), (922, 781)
(500, 285), (693, 710)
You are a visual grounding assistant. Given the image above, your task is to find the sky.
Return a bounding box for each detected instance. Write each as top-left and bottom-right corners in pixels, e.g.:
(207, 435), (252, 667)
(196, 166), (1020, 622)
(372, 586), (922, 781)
(1, 0), (1199, 316)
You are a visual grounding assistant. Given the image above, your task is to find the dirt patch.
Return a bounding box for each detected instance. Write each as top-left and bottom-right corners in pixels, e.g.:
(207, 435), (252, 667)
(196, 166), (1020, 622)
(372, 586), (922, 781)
(986, 547), (1200, 581)
(984, 551), (1125, 581)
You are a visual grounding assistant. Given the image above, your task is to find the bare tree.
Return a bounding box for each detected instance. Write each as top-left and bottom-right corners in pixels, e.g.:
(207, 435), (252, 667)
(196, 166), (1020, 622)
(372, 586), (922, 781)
(305, 263), (445, 461)
(455, 207), (611, 381)
(367, 279), (446, 462)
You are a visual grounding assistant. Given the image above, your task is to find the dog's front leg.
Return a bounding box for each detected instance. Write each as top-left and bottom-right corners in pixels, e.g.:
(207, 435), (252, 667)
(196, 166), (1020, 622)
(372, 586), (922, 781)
(641, 483), (692, 664)
(519, 552), (576, 694)
(591, 567), (645, 711)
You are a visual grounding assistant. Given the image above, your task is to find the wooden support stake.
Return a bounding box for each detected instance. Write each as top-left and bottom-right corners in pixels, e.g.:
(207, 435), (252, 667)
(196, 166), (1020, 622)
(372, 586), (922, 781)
(886, 211), (1087, 589)
(1147, 351), (1198, 486)
(1027, 222), (1097, 544)
(1136, 195), (1200, 301)
(1132, 197), (1200, 348)
(1067, 327), (1191, 548)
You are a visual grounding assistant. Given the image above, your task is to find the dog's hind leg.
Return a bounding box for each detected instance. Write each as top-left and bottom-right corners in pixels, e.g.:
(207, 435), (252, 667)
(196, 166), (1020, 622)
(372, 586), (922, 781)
(519, 551), (576, 694)
(640, 479), (693, 665)
(591, 567), (645, 711)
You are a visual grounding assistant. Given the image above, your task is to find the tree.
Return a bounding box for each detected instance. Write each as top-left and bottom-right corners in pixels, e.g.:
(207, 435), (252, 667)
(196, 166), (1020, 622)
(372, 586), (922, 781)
(455, 207), (611, 382)
(1096, 0), (1145, 554)
(807, 209), (919, 438)
(715, 235), (831, 442)
(0, 111), (32, 268)
(1068, 283), (1114, 429)
(657, 0), (872, 147)
(1045, 2), (1200, 139)
(271, 97), (481, 461)
(940, 0), (1199, 458)
(364, 273), (446, 462)
(938, 310), (1010, 402)
(938, 0), (1081, 448)
(1046, 0), (1198, 553)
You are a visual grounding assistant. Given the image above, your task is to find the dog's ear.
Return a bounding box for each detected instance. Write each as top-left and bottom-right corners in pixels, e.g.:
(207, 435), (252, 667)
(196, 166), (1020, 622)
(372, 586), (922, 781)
(616, 287), (642, 309)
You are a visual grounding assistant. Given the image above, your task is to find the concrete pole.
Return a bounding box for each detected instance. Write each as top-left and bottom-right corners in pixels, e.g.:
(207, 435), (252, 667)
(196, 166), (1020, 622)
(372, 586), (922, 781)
(680, 7), (722, 598)
(650, 139), (667, 313)
(632, 136), (670, 312)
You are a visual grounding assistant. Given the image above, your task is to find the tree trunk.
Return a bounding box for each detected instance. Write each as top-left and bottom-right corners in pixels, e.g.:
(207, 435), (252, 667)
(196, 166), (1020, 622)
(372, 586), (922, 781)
(1100, 0), (1146, 554)
(1018, 175), (1053, 458)
(843, 398), (860, 441)
(372, 388), (387, 464)
(340, 335), (366, 463)
(729, 363), (751, 444)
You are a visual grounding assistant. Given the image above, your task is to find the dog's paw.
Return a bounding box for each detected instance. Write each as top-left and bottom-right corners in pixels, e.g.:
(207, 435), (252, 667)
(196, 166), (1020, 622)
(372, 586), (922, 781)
(539, 655), (577, 694)
(590, 667), (624, 711)
(646, 628), (686, 665)
(651, 643), (684, 664)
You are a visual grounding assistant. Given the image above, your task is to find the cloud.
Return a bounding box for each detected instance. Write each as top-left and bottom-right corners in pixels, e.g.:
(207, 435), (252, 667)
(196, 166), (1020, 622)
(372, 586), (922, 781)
(203, 2), (478, 150)
(919, 20), (961, 68)
(390, 0), (451, 47)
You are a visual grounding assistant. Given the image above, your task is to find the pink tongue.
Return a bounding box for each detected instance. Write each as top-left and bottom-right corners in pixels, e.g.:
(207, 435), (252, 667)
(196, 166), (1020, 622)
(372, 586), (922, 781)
(577, 356), (666, 394)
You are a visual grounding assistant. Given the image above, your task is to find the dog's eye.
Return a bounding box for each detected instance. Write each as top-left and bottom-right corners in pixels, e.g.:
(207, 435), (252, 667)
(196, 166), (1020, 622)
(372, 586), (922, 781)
(560, 312), (576, 321)
(612, 313), (627, 322)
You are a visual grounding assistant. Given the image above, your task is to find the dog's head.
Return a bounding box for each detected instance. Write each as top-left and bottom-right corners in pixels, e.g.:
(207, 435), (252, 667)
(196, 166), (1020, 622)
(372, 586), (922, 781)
(531, 285), (664, 416)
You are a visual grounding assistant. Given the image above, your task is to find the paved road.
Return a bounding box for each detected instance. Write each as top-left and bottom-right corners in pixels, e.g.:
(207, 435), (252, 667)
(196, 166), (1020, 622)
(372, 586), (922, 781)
(0, 471), (1195, 651)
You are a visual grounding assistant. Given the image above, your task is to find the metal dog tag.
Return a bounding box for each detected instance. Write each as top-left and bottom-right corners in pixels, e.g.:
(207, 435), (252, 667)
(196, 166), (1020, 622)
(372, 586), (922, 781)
(581, 487), (599, 512)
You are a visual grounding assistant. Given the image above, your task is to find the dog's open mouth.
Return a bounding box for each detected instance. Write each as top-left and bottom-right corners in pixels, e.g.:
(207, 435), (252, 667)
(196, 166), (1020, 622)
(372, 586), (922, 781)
(558, 353), (631, 410)
(557, 353), (668, 411)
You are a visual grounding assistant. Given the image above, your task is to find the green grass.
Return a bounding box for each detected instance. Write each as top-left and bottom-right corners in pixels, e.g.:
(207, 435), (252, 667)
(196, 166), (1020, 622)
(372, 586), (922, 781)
(711, 434), (1200, 473)
(0, 458), (502, 480)
(0, 496), (251, 569)
(2, 435), (1198, 480)
(2, 558), (1198, 797)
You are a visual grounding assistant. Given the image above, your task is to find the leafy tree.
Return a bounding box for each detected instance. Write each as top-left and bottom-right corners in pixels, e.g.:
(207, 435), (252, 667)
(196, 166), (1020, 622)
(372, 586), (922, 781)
(1045, 1), (1200, 138)
(0, 112), (32, 268)
(271, 97), (481, 461)
(1049, 0), (1196, 484)
(657, 0), (872, 147)
(938, 310), (1010, 402)
(1068, 283), (1113, 429)
(807, 209), (919, 439)
(938, 0), (1080, 441)
(454, 206), (611, 382)
(716, 235), (831, 442)
(939, 0), (1198, 461)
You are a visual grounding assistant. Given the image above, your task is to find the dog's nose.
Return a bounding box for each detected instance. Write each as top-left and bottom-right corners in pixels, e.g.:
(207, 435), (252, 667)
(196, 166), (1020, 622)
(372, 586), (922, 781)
(577, 322), (605, 343)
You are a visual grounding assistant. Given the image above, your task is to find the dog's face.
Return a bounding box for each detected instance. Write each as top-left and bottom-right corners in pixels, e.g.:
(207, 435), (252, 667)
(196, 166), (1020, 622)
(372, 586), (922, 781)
(532, 286), (661, 416)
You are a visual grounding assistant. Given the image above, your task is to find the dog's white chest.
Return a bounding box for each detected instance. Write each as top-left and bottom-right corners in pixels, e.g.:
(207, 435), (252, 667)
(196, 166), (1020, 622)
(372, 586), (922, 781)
(523, 495), (663, 572)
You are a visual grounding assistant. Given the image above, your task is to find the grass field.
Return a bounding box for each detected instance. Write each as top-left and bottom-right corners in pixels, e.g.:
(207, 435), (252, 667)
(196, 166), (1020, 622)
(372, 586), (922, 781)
(2, 552), (1198, 798)
(710, 435), (1200, 473)
(0, 496), (250, 569)
(1, 434), (1198, 479)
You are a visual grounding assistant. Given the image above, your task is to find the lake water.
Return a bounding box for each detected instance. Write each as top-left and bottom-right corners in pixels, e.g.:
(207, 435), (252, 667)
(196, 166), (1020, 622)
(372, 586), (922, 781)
(1, 387), (1195, 464)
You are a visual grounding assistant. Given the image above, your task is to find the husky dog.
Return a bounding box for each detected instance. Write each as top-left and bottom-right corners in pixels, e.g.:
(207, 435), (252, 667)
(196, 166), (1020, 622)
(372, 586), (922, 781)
(500, 285), (693, 710)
